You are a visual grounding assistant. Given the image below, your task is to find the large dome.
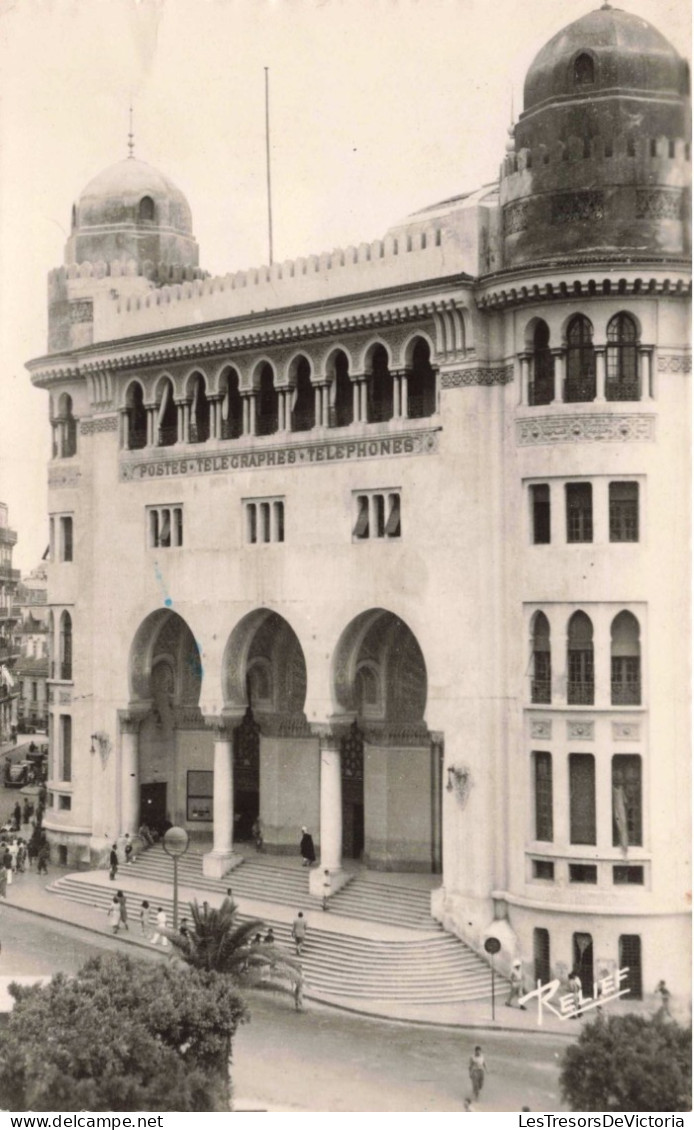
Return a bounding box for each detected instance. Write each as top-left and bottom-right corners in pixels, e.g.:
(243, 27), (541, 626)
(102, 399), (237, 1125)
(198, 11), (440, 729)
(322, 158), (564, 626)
(75, 157), (193, 235)
(524, 4), (689, 114)
(65, 156), (199, 269)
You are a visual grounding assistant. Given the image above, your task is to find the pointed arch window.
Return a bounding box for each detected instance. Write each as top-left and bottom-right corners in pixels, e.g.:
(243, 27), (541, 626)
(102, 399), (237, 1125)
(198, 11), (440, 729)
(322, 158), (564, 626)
(189, 373), (210, 444)
(256, 365), (279, 436)
(531, 613), (551, 703)
(156, 379), (178, 447)
(125, 382), (147, 450)
(606, 313), (640, 400)
(574, 53), (595, 86)
(138, 195), (155, 223)
(366, 346), (393, 423)
(611, 611), (641, 705)
(565, 316), (596, 402)
(330, 352), (353, 428)
(290, 358), (315, 432)
(220, 368), (243, 440)
(407, 338), (437, 418)
(567, 611), (594, 705)
(59, 611), (72, 681)
(529, 321), (554, 406)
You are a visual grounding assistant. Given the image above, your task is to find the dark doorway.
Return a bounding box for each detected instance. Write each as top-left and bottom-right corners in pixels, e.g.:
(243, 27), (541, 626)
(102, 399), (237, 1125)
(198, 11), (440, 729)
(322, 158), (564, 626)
(573, 932), (594, 996)
(341, 721), (365, 860)
(140, 782), (167, 835)
(534, 927), (551, 985)
(233, 708), (260, 842)
(619, 934), (643, 1000)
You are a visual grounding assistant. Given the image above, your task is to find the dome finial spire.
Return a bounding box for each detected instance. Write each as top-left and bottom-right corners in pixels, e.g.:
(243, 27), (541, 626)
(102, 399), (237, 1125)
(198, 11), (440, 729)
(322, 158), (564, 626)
(127, 102), (135, 159)
(601, 1), (613, 9)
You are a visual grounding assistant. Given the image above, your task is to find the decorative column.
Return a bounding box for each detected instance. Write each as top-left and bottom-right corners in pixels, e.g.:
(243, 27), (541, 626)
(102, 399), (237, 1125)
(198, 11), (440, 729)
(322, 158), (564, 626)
(118, 711), (142, 836)
(182, 401), (191, 444)
(595, 348), (606, 402)
(309, 729), (347, 897)
(203, 721), (239, 878)
(400, 369), (409, 419)
(242, 395), (250, 435)
(314, 384), (322, 427)
(359, 379), (368, 422)
(119, 410), (129, 450)
(352, 378), (361, 423)
(209, 396), (222, 439)
(551, 349), (565, 404)
(146, 405), (156, 447)
(249, 393), (257, 436)
(519, 353), (531, 406)
(393, 371), (402, 418)
(639, 347), (652, 400)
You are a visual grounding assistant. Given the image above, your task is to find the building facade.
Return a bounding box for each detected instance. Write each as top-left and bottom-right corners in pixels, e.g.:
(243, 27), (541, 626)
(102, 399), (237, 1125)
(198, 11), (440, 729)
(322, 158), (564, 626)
(0, 504), (20, 742)
(28, 5), (691, 999)
(15, 564), (49, 731)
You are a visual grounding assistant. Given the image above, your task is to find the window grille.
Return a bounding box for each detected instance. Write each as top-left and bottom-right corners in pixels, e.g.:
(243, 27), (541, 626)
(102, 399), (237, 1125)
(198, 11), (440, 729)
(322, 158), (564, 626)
(565, 316), (596, 401)
(612, 755), (642, 847)
(619, 935), (642, 999)
(533, 751), (553, 841)
(531, 484), (550, 544)
(534, 927), (551, 984)
(606, 314), (639, 400)
(609, 482), (639, 541)
(566, 483), (593, 543)
(569, 754), (596, 844)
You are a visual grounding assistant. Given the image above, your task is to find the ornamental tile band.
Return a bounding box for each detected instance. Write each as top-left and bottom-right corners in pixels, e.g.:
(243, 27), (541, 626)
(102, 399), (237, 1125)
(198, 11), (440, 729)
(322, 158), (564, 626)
(657, 354), (692, 373)
(80, 416), (119, 435)
(441, 365), (514, 388)
(517, 414), (655, 446)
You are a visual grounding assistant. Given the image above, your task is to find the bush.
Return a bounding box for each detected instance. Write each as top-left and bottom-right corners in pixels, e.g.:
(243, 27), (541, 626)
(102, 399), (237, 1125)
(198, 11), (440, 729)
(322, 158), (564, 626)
(560, 1013), (691, 1112)
(0, 954), (248, 1111)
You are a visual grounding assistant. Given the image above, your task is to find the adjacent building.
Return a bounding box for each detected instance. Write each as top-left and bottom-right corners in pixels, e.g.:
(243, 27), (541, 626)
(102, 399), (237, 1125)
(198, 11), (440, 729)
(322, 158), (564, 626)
(0, 504), (21, 741)
(28, 4), (691, 999)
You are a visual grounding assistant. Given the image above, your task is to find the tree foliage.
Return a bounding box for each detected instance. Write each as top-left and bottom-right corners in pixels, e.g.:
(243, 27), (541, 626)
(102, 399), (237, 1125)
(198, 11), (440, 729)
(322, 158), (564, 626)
(167, 898), (302, 992)
(0, 954), (247, 1112)
(560, 1013), (691, 1112)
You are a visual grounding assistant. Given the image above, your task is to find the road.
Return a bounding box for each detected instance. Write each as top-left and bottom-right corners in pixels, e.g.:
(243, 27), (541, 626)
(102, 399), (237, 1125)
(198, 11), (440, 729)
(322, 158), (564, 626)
(0, 907), (568, 1112)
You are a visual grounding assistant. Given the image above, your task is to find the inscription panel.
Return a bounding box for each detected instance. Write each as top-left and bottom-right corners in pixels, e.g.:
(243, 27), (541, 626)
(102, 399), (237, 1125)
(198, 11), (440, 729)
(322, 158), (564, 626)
(517, 414), (655, 446)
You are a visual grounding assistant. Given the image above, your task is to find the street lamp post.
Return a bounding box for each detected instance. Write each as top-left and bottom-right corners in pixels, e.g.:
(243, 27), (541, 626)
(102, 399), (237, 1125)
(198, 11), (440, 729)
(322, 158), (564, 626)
(484, 936), (501, 1021)
(162, 826), (189, 930)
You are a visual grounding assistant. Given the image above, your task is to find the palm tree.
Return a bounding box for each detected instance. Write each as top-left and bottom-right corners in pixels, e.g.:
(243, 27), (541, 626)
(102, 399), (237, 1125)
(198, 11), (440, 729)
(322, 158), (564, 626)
(166, 898), (302, 994)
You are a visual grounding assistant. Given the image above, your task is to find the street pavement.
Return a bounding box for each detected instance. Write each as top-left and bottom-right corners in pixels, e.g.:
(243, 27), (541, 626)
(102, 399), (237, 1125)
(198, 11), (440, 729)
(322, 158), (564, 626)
(0, 906), (567, 1112)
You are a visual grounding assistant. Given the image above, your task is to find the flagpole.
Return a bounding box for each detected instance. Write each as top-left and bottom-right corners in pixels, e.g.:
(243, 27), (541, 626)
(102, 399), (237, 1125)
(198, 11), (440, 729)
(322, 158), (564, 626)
(265, 67), (274, 266)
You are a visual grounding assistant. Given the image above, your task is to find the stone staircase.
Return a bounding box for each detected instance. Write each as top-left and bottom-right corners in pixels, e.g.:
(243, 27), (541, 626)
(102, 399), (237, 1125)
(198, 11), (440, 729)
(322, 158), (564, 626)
(48, 848), (498, 1004)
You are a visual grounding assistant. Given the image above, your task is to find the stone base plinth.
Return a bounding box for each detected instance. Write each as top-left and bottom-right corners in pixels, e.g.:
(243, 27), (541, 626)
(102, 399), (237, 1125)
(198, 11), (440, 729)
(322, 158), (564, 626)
(202, 850), (244, 879)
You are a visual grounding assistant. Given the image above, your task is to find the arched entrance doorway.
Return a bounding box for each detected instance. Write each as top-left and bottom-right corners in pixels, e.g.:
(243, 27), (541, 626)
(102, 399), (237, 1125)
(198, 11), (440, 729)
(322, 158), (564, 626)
(222, 610), (311, 850)
(129, 609), (203, 836)
(333, 609), (437, 871)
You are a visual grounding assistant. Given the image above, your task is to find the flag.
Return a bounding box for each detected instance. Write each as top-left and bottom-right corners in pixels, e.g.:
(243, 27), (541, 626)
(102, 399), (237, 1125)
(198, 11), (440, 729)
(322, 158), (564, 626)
(0, 665), (15, 689)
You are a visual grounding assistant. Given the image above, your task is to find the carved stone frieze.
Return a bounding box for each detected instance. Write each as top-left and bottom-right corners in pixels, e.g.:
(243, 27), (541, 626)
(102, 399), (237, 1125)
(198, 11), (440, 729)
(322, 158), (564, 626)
(80, 416), (119, 435)
(551, 190), (604, 225)
(612, 722), (641, 741)
(636, 188), (683, 220)
(48, 465), (81, 489)
(441, 365), (514, 388)
(567, 720), (594, 741)
(657, 353), (691, 374)
(517, 414), (655, 446)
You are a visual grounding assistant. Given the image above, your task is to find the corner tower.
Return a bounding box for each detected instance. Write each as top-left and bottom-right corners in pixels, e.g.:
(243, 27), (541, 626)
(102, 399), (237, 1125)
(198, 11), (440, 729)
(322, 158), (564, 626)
(500, 2), (691, 269)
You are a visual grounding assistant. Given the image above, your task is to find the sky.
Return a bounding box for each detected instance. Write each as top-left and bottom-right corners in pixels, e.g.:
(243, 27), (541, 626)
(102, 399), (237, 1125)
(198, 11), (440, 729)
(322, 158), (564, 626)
(0, 0), (689, 571)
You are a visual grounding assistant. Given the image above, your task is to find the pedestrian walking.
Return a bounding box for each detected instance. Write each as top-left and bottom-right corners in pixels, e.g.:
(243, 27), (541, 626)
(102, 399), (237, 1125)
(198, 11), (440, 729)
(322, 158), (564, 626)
(299, 826), (316, 867)
(16, 841), (26, 873)
(26, 838), (36, 870)
(468, 1045), (487, 1103)
(150, 907), (169, 946)
(321, 869), (331, 911)
(37, 842), (49, 876)
(140, 900), (152, 937)
(252, 817), (264, 852)
(0, 865), (8, 899)
(12, 803), (20, 829)
(109, 843), (118, 881)
(8, 840), (18, 873)
(568, 970), (583, 1018)
(655, 980), (672, 1021)
(292, 911), (307, 955)
(505, 959), (527, 1009)
(21, 799), (31, 825)
(293, 976), (304, 1012)
(107, 896), (120, 934)
(116, 890), (130, 932)
(124, 834), (134, 865)
(3, 846), (12, 873)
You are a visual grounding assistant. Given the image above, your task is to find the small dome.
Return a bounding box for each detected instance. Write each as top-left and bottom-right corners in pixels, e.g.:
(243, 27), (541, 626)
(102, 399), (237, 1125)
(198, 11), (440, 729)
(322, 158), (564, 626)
(74, 157), (193, 235)
(524, 5), (688, 113)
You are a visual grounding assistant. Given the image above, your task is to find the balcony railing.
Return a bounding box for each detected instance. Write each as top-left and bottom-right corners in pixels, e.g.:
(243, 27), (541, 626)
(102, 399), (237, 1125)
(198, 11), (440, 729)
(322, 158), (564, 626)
(567, 681), (595, 705)
(605, 380), (641, 402)
(328, 405), (353, 428)
(290, 411), (315, 433)
(528, 380), (554, 407)
(220, 419), (242, 441)
(189, 422), (210, 444)
(158, 426), (178, 447)
(611, 682), (641, 705)
(256, 413), (279, 437)
(128, 428), (147, 450)
(564, 378), (596, 403)
(531, 679), (552, 704)
(367, 402), (393, 423)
